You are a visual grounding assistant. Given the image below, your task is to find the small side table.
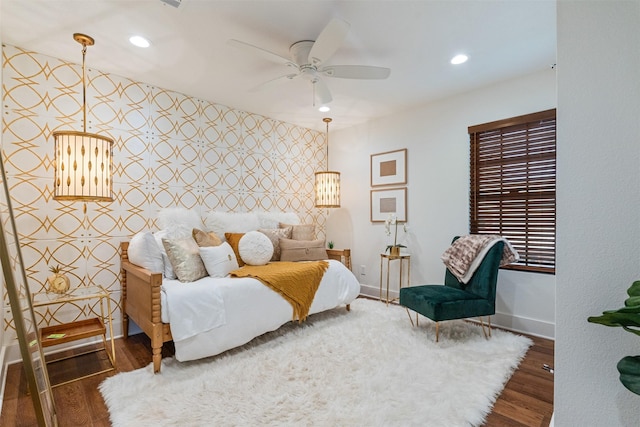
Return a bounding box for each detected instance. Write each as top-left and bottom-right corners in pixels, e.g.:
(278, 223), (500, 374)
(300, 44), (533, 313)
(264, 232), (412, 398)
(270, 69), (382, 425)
(32, 285), (116, 387)
(379, 253), (411, 305)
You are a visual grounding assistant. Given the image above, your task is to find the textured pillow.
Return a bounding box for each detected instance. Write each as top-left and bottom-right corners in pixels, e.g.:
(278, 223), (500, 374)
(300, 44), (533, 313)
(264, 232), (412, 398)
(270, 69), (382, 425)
(128, 231), (164, 273)
(258, 227), (292, 261)
(224, 232), (245, 267)
(206, 212), (261, 241)
(199, 242), (239, 278)
(279, 223), (315, 241)
(158, 207), (203, 230)
(279, 238), (328, 262)
(192, 228), (222, 247)
(155, 224), (193, 279)
(162, 237), (208, 282)
(238, 231), (274, 266)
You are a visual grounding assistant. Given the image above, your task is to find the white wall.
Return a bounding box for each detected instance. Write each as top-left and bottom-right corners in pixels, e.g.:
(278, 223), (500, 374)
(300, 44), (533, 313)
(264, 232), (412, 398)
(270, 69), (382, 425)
(556, 1), (640, 425)
(328, 68), (556, 339)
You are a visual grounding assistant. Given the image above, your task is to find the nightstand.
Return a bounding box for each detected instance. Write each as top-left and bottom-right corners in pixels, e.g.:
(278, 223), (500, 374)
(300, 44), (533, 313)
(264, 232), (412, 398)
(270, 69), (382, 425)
(32, 285), (116, 387)
(379, 253), (411, 305)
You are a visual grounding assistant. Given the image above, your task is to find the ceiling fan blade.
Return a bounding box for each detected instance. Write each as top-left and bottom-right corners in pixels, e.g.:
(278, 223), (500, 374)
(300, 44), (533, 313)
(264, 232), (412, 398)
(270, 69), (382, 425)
(308, 18), (350, 66)
(228, 39), (296, 68)
(321, 65), (391, 80)
(313, 78), (333, 104)
(249, 73), (298, 93)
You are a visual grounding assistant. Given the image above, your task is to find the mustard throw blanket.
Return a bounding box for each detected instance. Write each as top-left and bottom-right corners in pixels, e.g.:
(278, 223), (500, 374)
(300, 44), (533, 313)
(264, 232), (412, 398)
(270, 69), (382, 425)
(230, 261), (329, 321)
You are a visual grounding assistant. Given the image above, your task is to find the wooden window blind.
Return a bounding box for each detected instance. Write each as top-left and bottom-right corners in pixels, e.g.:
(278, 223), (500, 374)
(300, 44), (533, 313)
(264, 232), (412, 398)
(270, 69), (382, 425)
(469, 109), (556, 274)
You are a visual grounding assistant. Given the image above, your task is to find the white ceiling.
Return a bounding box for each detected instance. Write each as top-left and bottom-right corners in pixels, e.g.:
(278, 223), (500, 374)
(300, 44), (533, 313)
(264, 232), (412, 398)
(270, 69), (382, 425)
(0, 0), (556, 131)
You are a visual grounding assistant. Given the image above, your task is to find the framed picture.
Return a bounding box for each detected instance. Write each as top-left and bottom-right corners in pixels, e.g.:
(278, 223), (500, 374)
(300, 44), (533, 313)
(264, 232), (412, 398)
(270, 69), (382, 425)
(370, 149), (407, 187)
(370, 187), (407, 222)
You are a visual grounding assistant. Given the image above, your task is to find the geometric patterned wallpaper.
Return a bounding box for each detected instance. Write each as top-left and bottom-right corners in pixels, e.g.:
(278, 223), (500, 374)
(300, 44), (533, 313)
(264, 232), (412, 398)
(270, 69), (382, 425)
(1, 44), (327, 340)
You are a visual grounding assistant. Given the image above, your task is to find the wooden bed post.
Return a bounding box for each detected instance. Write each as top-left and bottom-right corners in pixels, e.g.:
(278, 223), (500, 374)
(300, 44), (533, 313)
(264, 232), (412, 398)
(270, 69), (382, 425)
(120, 242), (129, 339)
(151, 277), (163, 373)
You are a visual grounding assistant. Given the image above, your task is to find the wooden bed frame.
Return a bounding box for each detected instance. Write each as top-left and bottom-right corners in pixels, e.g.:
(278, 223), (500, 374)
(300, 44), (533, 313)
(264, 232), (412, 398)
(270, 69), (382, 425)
(120, 241), (352, 373)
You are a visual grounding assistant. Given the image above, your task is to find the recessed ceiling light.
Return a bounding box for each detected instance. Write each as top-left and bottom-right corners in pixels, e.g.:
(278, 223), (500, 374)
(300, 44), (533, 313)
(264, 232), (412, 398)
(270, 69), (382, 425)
(451, 54), (468, 65)
(318, 105), (330, 113)
(129, 35), (151, 48)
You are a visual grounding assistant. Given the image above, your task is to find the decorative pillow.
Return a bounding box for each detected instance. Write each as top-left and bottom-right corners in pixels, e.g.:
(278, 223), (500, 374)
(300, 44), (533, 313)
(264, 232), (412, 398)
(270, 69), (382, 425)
(205, 212), (261, 241)
(192, 228), (222, 247)
(279, 238), (328, 262)
(158, 207), (203, 230)
(155, 224), (193, 279)
(128, 231), (164, 273)
(224, 232), (245, 267)
(280, 222), (315, 241)
(199, 242), (239, 278)
(256, 212), (300, 229)
(238, 231), (274, 266)
(162, 237), (208, 282)
(258, 227), (292, 261)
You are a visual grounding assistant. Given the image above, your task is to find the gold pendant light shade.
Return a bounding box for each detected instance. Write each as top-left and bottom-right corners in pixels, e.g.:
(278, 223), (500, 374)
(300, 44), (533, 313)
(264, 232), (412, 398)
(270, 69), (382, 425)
(314, 170), (340, 208)
(53, 131), (113, 201)
(53, 33), (113, 203)
(314, 117), (341, 208)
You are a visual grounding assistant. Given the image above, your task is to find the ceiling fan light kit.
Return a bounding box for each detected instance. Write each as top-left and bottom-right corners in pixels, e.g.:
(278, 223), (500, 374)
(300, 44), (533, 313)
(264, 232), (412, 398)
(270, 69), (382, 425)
(229, 18), (390, 107)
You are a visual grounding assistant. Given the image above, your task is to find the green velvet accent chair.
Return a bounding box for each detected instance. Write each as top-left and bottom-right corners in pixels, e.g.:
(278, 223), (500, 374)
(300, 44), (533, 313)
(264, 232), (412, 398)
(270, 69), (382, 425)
(399, 236), (504, 342)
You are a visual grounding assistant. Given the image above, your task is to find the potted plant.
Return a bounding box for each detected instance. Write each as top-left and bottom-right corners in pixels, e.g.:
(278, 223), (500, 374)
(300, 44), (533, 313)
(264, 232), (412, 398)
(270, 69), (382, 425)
(588, 279), (640, 395)
(47, 264), (70, 294)
(384, 214), (407, 257)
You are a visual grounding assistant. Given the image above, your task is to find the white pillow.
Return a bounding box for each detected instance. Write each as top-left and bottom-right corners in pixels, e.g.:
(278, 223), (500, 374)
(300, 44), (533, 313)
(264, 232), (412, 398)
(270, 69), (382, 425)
(199, 242), (239, 278)
(154, 225), (192, 279)
(158, 207), (203, 230)
(238, 231), (274, 266)
(256, 212), (300, 229)
(204, 212), (261, 240)
(128, 231), (164, 273)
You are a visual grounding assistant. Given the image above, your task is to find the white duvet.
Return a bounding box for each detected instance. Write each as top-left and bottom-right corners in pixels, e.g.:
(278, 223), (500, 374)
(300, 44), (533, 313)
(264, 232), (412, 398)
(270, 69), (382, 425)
(160, 259), (360, 362)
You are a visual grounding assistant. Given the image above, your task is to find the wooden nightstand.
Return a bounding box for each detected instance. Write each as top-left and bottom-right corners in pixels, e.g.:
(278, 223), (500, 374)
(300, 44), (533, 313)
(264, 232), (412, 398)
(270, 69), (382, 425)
(32, 285), (116, 387)
(327, 248), (352, 270)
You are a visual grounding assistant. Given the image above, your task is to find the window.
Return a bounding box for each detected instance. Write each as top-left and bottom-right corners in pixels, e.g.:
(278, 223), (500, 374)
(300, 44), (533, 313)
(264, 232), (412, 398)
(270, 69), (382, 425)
(468, 109), (556, 274)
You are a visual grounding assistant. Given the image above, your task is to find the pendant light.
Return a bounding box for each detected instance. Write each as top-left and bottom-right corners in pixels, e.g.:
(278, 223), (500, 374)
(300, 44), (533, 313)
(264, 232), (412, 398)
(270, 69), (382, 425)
(53, 33), (113, 209)
(314, 117), (341, 208)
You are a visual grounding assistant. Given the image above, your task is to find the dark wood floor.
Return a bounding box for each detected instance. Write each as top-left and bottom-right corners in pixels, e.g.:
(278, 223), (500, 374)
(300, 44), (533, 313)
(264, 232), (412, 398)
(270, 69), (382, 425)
(1, 329), (554, 427)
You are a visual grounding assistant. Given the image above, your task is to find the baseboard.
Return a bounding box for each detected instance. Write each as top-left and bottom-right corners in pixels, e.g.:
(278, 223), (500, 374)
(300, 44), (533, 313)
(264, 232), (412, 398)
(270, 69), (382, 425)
(491, 312), (555, 340)
(358, 283), (555, 340)
(360, 283), (395, 300)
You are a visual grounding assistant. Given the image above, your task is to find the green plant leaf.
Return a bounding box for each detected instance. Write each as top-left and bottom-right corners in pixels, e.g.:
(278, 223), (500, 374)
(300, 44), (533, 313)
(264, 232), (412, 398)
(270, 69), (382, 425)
(617, 356), (640, 395)
(627, 281), (640, 297)
(588, 280), (640, 337)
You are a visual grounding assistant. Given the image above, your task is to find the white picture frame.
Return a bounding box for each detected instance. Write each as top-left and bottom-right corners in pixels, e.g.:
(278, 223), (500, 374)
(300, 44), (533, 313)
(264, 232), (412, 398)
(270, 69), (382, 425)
(370, 187), (407, 223)
(370, 149), (407, 187)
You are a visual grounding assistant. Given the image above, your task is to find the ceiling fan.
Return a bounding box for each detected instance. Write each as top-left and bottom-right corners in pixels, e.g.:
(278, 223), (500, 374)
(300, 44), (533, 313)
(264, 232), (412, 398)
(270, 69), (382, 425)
(228, 18), (391, 105)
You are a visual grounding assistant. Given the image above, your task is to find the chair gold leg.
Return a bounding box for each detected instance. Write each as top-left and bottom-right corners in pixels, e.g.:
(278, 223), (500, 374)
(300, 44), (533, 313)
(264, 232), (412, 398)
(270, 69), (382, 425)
(435, 322), (440, 342)
(405, 307), (415, 327)
(488, 316), (492, 337)
(479, 316), (492, 339)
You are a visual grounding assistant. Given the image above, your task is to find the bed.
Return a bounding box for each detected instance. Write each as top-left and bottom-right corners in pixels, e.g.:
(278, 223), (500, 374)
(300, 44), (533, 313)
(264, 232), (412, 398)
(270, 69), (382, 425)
(120, 242), (359, 373)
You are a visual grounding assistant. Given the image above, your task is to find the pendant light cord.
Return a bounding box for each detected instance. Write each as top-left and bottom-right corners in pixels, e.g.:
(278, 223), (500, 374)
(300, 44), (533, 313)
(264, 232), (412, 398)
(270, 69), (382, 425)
(323, 117), (332, 168)
(81, 42), (88, 133)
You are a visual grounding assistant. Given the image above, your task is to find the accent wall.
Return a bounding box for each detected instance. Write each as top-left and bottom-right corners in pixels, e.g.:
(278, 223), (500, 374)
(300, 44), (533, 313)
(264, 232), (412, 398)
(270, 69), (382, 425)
(0, 44), (327, 357)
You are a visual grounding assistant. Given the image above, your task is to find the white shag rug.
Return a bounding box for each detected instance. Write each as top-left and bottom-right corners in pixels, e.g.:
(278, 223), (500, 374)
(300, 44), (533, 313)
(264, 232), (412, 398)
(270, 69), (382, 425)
(100, 299), (531, 427)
